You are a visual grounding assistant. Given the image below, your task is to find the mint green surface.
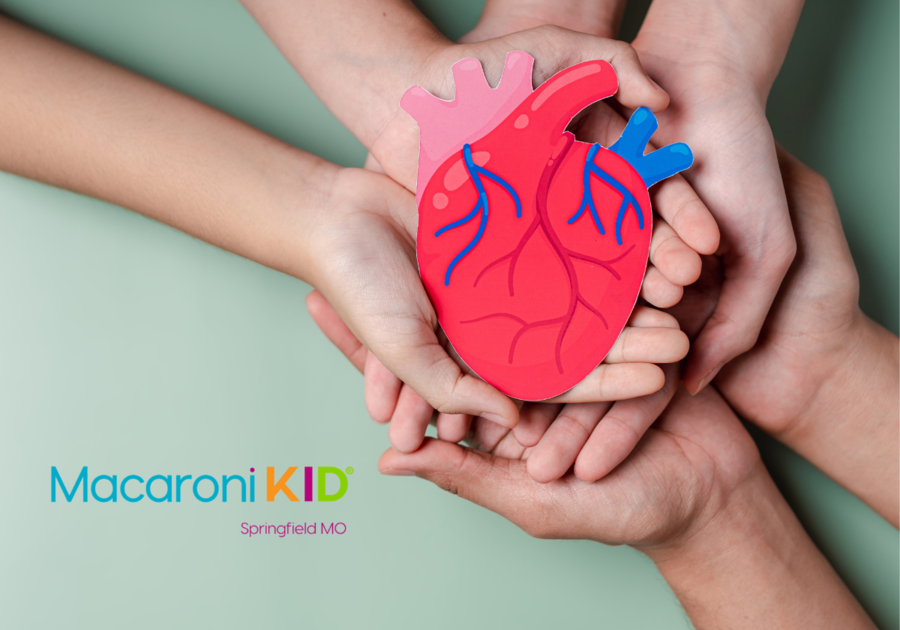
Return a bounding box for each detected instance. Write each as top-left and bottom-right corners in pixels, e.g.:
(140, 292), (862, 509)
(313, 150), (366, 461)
(0, 1), (896, 628)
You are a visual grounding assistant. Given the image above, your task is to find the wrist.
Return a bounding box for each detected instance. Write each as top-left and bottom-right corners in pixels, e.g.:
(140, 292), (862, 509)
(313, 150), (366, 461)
(257, 144), (341, 286)
(645, 462), (873, 628)
(464, 0), (625, 42)
(634, 0), (805, 100)
(783, 312), (900, 525)
(644, 458), (775, 566)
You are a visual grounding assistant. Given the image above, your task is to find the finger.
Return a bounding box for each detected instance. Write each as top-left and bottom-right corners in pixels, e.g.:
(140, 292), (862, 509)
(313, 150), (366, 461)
(628, 305), (680, 329)
(641, 264), (683, 308)
(364, 352), (402, 423)
(387, 385), (435, 454)
(547, 362), (665, 403)
(436, 412), (472, 443)
(363, 152), (386, 174)
(602, 41), (670, 112)
(464, 414), (512, 452)
(649, 218), (702, 287)
(527, 402), (612, 483)
(575, 103), (718, 259)
(664, 254), (722, 340)
(376, 328), (520, 430)
(651, 174), (719, 256)
(379, 439), (541, 528)
(491, 428), (532, 460)
(513, 402), (563, 448)
(603, 326), (689, 364)
(305, 290), (367, 373)
(574, 363), (679, 482)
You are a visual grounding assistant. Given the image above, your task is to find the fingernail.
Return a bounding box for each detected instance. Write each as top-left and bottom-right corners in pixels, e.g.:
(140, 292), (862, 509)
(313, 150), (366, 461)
(693, 362), (724, 395)
(481, 412), (514, 428)
(380, 469), (416, 477)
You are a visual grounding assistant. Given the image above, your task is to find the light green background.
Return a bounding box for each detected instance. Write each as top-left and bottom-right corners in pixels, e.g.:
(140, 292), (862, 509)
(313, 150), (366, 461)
(0, 1), (896, 628)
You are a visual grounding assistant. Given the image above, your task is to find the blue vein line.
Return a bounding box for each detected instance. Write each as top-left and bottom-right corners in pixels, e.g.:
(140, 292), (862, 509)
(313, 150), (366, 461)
(434, 199), (482, 237)
(436, 144), (521, 286)
(475, 167), (522, 218)
(568, 143), (644, 245)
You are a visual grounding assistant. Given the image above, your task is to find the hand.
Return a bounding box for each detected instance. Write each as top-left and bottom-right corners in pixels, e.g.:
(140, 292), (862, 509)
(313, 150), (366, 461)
(308, 283), (688, 453)
(379, 384), (760, 548)
(378, 386), (877, 629)
(364, 25), (672, 192)
(714, 148), (862, 436)
(373, 3), (719, 481)
(459, 0), (626, 43)
(714, 147), (900, 525)
(631, 0), (805, 392)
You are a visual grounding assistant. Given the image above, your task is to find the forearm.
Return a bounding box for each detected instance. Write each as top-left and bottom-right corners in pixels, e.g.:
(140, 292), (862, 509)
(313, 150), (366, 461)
(464, 0), (627, 41)
(0, 16), (329, 283)
(788, 315), (900, 526)
(636, 0), (806, 98)
(648, 463), (875, 629)
(239, 0), (447, 149)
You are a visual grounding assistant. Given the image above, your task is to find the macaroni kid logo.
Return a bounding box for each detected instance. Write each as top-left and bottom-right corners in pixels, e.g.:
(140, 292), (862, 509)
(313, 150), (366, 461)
(50, 466), (352, 503)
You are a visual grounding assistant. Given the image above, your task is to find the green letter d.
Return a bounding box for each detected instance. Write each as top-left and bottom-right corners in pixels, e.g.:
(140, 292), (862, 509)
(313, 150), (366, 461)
(317, 467), (348, 502)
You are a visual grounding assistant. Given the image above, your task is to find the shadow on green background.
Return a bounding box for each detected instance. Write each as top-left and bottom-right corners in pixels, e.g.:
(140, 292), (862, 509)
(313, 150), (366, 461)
(0, 1), (896, 628)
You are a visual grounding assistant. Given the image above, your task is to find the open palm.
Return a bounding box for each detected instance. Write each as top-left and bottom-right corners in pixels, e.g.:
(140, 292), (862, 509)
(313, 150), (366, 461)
(379, 383), (760, 548)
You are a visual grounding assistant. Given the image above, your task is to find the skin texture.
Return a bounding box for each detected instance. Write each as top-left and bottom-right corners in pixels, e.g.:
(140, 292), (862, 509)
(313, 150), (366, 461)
(377, 386), (876, 630)
(0, 16), (690, 453)
(711, 148), (899, 526)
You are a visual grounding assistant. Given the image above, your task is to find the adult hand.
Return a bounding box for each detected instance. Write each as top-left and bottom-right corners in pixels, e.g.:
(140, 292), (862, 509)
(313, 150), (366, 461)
(631, 0), (806, 392)
(378, 386), (875, 629)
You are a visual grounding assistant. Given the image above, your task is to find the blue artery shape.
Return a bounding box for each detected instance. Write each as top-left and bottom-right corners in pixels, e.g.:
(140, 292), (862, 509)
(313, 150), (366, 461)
(569, 107), (694, 245)
(435, 144), (522, 286)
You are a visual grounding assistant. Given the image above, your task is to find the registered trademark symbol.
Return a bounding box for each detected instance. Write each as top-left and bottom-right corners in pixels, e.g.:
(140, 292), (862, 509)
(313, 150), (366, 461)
(345, 467), (354, 475)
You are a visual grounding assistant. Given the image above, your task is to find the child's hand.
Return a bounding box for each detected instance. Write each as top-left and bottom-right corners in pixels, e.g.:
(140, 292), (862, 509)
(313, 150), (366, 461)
(301, 167), (518, 435)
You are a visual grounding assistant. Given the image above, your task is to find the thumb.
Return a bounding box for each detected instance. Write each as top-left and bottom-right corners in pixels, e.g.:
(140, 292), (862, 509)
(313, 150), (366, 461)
(305, 289), (367, 373)
(574, 33), (668, 112)
(378, 438), (550, 535)
(376, 328), (520, 429)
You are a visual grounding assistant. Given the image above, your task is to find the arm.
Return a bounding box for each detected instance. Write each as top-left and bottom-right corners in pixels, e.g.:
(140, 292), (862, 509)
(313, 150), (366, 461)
(0, 14), (522, 436)
(378, 386), (875, 629)
(0, 14), (328, 284)
(649, 464), (875, 629)
(715, 147), (900, 527)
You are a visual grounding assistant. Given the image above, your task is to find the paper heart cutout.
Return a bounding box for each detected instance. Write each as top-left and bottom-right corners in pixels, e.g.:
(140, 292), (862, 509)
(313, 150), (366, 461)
(403, 52), (693, 400)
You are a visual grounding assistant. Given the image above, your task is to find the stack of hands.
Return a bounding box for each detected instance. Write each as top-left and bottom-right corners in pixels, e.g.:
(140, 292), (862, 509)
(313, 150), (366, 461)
(1, 1), (896, 627)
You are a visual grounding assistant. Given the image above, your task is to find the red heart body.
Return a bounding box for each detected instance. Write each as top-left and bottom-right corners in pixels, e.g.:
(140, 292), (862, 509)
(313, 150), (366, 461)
(412, 60), (652, 400)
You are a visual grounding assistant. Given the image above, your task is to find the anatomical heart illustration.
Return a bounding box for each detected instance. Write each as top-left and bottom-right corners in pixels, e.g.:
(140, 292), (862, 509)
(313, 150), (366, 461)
(402, 52), (693, 400)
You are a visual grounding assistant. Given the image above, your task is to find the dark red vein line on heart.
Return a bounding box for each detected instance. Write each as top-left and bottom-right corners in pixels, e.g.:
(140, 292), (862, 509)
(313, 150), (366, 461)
(462, 134), (634, 374)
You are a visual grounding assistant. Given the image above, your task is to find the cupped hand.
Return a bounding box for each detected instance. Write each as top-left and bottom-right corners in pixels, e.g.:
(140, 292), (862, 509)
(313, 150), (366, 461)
(308, 283), (688, 454)
(369, 25), (670, 194)
(378, 384), (761, 552)
(304, 167), (520, 440)
(631, 20), (797, 393)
